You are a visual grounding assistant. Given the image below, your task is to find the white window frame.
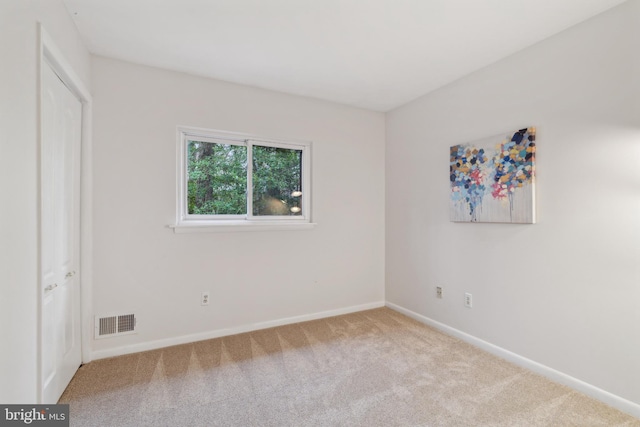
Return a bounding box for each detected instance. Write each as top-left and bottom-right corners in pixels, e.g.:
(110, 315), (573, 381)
(172, 126), (314, 232)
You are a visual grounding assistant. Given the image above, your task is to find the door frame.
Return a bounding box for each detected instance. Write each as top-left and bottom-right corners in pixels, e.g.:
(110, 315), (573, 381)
(38, 24), (93, 402)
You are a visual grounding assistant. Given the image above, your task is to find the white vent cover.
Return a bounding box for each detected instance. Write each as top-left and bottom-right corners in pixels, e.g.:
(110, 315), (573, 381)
(95, 314), (137, 339)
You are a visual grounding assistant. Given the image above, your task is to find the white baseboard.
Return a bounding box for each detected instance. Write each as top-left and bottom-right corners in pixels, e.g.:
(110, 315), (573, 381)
(385, 301), (640, 420)
(91, 301), (385, 361)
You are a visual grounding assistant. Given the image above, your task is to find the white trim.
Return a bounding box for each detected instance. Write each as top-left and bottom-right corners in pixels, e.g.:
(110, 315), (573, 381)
(91, 301), (385, 360)
(177, 125), (311, 146)
(41, 34), (91, 100)
(385, 301), (640, 419)
(170, 221), (317, 233)
(38, 25), (94, 403)
(247, 139), (254, 217)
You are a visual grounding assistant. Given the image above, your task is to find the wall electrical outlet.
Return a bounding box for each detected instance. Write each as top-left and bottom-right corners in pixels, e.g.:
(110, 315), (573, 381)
(436, 286), (443, 299)
(201, 291), (210, 306)
(464, 292), (473, 308)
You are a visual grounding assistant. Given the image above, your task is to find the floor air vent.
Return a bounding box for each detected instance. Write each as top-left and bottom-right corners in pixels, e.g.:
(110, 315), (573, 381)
(95, 314), (137, 339)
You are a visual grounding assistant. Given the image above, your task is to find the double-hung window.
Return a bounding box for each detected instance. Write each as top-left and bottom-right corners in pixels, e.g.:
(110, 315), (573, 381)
(174, 127), (312, 231)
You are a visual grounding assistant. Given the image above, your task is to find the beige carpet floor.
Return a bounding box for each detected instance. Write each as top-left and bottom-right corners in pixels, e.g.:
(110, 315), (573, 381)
(60, 308), (640, 426)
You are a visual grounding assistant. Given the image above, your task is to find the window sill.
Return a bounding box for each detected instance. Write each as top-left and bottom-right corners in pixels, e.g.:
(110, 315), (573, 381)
(169, 221), (317, 233)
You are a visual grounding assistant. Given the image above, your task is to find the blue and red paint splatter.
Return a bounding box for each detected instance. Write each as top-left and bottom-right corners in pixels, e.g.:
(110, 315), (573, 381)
(450, 127), (536, 222)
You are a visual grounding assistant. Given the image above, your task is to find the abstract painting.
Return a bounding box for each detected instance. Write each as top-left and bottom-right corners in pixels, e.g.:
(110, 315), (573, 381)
(449, 127), (536, 223)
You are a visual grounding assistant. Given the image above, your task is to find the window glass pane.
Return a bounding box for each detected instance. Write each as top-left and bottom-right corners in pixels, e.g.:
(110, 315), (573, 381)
(187, 140), (247, 215)
(252, 145), (303, 216)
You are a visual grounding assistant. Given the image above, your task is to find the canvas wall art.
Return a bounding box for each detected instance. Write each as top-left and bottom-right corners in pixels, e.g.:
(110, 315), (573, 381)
(449, 127), (536, 223)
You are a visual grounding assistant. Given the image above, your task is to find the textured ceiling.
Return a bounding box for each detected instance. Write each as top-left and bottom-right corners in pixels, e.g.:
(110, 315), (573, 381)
(63, 0), (627, 111)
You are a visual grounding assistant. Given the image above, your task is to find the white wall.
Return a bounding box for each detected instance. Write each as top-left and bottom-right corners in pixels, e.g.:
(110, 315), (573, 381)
(386, 0), (640, 409)
(0, 0), (91, 403)
(90, 57), (385, 355)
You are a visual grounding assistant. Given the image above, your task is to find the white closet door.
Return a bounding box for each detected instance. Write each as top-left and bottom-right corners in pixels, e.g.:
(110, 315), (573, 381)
(41, 61), (82, 403)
